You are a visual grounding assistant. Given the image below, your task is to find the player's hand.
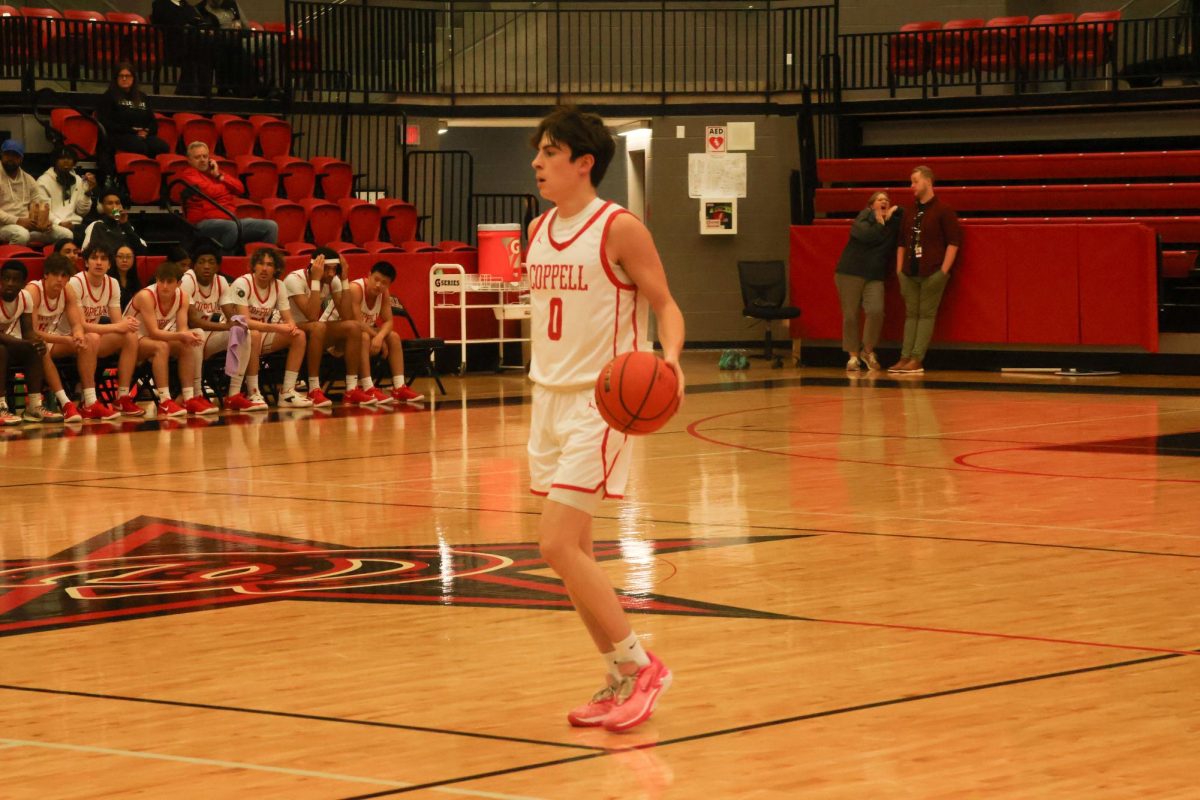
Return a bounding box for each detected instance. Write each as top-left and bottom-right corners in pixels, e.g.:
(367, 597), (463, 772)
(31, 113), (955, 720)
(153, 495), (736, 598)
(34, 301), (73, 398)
(664, 354), (685, 403)
(17, 217), (35, 230)
(308, 256), (325, 283)
(121, 316), (140, 333)
(84, 172), (97, 190)
(886, 204), (901, 220)
(287, 323), (302, 338)
(72, 333), (87, 350)
(32, 340), (47, 355)
(183, 330), (203, 346)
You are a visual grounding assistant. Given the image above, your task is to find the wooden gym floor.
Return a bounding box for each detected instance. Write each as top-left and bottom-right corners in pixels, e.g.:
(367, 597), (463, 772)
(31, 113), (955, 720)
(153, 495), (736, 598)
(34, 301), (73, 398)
(0, 352), (1197, 798)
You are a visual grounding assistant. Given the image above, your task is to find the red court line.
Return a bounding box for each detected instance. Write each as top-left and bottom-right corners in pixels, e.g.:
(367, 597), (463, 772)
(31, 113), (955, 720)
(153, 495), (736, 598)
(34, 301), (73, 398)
(808, 615), (1200, 657)
(953, 447), (1200, 485)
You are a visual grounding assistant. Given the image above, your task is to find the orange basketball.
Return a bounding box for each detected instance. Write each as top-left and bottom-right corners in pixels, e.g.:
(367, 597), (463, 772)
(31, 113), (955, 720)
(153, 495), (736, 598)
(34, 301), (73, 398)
(594, 351), (680, 435)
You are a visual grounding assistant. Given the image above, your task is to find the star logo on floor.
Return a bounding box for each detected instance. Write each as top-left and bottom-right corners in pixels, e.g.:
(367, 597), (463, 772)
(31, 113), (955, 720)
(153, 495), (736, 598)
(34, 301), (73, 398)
(0, 517), (807, 637)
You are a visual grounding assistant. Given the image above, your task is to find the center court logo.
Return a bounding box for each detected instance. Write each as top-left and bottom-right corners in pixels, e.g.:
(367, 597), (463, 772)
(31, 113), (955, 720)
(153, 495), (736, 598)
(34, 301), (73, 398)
(0, 517), (805, 637)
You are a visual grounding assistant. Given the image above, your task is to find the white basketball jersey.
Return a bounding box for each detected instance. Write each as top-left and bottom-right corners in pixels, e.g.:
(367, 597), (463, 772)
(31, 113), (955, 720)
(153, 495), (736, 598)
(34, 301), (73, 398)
(526, 199), (649, 388)
(0, 290), (31, 337)
(282, 268), (342, 324)
(67, 273), (120, 326)
(321, 277), (383, 327)
(29, 280), (66, 334)
(125, 286), (184, 336)
(222, 274), (289, 322)
(182, 270), (230, 322)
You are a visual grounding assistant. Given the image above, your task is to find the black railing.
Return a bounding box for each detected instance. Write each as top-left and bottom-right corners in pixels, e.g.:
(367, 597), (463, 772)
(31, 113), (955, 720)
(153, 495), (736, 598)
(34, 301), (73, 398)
(473, 193), (540, 246)
(406, 150), (474, 244)
(285, 0), (838, 98)
(836, 16), (1198, 99)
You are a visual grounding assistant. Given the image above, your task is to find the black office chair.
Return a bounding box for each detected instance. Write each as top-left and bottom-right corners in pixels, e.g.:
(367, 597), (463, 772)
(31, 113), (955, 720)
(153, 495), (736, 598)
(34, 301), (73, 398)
(737, 260), (800, 368)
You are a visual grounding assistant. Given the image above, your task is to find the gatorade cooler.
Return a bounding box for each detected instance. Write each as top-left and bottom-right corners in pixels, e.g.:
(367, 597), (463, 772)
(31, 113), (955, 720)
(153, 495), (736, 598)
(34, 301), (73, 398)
(477, 223), (523, 282)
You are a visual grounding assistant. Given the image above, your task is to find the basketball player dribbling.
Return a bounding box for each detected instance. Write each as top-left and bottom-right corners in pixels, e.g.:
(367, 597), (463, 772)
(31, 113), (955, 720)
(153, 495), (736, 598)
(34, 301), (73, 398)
(525, 106), (685, 732)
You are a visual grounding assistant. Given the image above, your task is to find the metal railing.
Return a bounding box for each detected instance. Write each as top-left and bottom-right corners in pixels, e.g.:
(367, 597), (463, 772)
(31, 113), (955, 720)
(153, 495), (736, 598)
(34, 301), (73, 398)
(835, 16), (1198, 99)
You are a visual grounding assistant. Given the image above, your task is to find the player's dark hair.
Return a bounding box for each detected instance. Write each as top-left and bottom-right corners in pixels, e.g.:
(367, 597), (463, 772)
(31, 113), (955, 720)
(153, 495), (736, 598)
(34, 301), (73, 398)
(82, 243), (114, 265)
(531, 105), (616, 187)
(156, 261), (184, 283)
(249, 246), (285, 277)
(43, 253), (74, 277)
(369, 261), (396, 281)
(1, 259), (27, 280)
(311, 246), (342, 276)
(192, 242), (223, 264)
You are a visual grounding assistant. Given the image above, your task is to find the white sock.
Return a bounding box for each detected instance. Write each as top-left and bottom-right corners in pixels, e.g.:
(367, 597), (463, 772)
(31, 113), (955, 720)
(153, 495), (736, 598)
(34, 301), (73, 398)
(345, 374), (357, 392)
(360, 376), (374, 390)
(181, 386), (195, 401)
(118, 385), (129, 397)
(613, 631), (650, 669)
(603, 651), (622, 683)
(155, 388), (170, 402)
(55, 389), (70, 406)
(307, 375), (319, 393)
(283, 370), (298, 395)
(27, 392), (42, 410)
(228, 375), (243, 396)
(392, 374), (405, 388)
(246, 375), (259, 394)
(83, 387), (97, 406)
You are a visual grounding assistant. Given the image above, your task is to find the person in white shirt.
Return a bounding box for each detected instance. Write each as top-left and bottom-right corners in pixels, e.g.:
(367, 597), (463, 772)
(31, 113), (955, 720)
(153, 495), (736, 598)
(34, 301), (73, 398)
(0, 260), (63, 424)
(219, 247), (312, 410)
(36, 147), (96, 236)
(24, 253), (97, 422)
(182, 244), (239, 401)
(0, 139), (70, 247)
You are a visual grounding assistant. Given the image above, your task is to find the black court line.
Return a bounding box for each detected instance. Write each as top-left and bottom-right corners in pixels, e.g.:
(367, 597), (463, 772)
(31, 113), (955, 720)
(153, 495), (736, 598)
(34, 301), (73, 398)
(338, 649), (1192, 799)
(0, 684), (605, 753)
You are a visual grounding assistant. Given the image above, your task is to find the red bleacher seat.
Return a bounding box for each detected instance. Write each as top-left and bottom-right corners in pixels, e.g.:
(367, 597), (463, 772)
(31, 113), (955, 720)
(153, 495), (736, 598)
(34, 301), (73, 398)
(363, 240), (403, 254)
(105, 12), (161, 73)
(437, 240), (475, 252)
(1025, 13), (1074, 75)
(250, 115), (292, 158)
(817, 151), (1200, 184)
(889, 21), (941, 78)
(978, 16), (1028, 74)
(337, 198), (382, 245)
(282, 242), (316, 257)
(115, 152), (162, 205)
(154, 113), (179, 154)
(377, 198), (417, 243)
(19, 8), (64, 62)
(214, 156), (237, 178)
(175, 113), (217, 153)
(311, 157), (354, 200)
(1162, 250), (1197, 279)
(936, 19), (985, 76)
(1069, 11), (1121, 74)
(230, 199), (266, 220)
(325, 241), (368, 256)
(50, 108), (99, 159)
(234, 155), (279, 202)
(0, 244), (39, 259)
(243, 241), (276, 259)
(62, 9), (114, 64)
(272, 156), (315, 200)
(261, 198), (307, 245)
(815, 183), (1200, 215)
(213, 114), (256, 158)
(299, 198), (344, 243)
(401, 241), (436, 253)
(221, 256), (249, 278)
(0, 7), (25, 66)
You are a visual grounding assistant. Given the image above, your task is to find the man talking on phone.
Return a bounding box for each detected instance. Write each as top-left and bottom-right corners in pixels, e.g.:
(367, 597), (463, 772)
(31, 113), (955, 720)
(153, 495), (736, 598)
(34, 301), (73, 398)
(178, 141), (278, 254)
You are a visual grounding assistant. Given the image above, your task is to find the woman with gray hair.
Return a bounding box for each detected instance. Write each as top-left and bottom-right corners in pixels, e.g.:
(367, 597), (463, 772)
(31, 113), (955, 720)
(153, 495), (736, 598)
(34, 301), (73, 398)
(835, 191), (902, 371)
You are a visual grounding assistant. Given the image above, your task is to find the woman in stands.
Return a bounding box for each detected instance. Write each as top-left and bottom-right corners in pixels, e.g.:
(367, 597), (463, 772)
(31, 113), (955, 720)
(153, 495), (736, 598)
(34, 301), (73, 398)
(95, 63), (170, 158)
(835, 190), (902, 372)
(109, 245), (142, 310)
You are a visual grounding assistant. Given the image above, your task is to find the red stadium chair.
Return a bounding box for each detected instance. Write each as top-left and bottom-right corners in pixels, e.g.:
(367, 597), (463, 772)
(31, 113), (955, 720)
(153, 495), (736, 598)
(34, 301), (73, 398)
(154, 113), (179, 154)
(63, 9), (117, 71)
(1068, 11), (1121, 76)
(234, 155), (280, 202)
(337, 198), (382, 245)
(272, 156), (315, 200)
(115, 152), (162, 205)
(0, 7), (25, 67)
(377, 199), (418, 243)
(325, 241), (368, 256)
(214, 114), (256, 158)
(230, 199), (266, 220)
(134, 254), (162, 287)
(400, 240), (437, 253)
(105, 12), (162, 74)
(436, 240), (476, 252)
(978, 16), (1028, 74)
(156, 153), (188, 196)
(250, 115), (292, 158)
(935, 19), (985, 76)
(299, 197), (345, 243)
(50, 108), (99, 159)
(0, 244), (39, 259)
(175, 113), (217, 153)
(243, 241), (277, 259)
(262, 21), (318, 73)
(221, 256), (249, 278)
(310, 157), (354, 200)
(889, 21), (941, 81)
(261, 198), (308, 245)
(363, 240), (403, 254)
(19, 8), (64, 63)
(214, 156), (237, 179)
(1025, 13), (1075, 76)
(282, 241), (316, 257)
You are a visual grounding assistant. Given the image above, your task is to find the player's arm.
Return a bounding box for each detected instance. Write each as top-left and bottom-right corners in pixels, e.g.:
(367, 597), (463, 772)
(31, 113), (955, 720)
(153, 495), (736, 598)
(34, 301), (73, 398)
(345, 281), (373, 334)
(42, 288), (87, 348)
(277, 306), (303, 337)
(106, 299), (140, 334)
(188, 304), (228, 331)
(175, 294), (203, 346)
(18, 309), (46, 355)
(373, 292), (394, 345)
(286, 263), (324, 322)
(606, 213), (686, 396)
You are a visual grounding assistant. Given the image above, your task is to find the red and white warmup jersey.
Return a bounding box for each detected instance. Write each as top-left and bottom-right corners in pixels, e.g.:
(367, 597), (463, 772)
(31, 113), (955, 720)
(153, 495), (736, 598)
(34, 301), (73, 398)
(28, 280), (67, 334)
(0, 289), (32, 337)
(221, 274), (289, 322)
(322, 277), (383, 327)
(526, 198), (649, 389)
(66, 273), (120, 327)
(182, 270), (230, 322)
(282, 268), (342, 324)
(124, 285), (185, 337)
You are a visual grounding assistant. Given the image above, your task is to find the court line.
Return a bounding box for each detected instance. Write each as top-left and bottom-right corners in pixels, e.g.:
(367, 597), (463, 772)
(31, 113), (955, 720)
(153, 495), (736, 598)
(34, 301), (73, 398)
(0, 737), (550, 800)
(0, 684), (604, 753)
(953, 445), (1200, 484)
(337, 650), (1192, 799)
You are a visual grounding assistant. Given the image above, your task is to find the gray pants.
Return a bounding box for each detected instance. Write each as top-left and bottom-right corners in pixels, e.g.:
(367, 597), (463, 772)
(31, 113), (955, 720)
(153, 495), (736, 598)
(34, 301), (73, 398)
(0, 224), (72, 247)
(834, 273), (884, 354)
(195, 218), (279, 252)
(898, 270), (950, 361)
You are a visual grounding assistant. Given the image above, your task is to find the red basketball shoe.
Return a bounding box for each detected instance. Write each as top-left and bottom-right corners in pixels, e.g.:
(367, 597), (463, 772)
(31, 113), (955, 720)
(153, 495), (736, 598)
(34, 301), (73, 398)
(81, 401), (121, 421)
(308, 388), (333, 408)
(156, 398), (187, 418)
(567, 677), (619, 728)
(114, 391), (146, 417)
(343, 387), (375, 406)
(603, 652), (672, 732)
(183, 396), (218, 416)
(61, 401), (83, 423)
(390, 384), (424, 404)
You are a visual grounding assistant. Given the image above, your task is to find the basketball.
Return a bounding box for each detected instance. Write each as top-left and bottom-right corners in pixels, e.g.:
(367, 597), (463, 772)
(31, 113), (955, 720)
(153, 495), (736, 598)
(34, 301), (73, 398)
(594, 351), (680, 435)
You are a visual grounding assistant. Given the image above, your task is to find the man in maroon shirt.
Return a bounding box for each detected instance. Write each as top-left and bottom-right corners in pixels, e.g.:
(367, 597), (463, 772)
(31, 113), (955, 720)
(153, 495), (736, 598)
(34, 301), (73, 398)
(891, 165), (961, 375)
(178, 141), (278, 253)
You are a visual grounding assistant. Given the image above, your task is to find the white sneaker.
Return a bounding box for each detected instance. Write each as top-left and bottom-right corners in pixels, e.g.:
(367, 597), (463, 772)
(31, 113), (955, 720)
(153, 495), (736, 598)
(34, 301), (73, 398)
(845, 355), (861, 371)
(277, 391), (313, 408)
(246, 392), (270, 411)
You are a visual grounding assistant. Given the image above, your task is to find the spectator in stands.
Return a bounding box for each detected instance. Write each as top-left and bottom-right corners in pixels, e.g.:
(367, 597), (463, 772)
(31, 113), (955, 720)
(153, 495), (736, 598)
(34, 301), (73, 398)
(110, 245), (142, 310)
(1, 140), (70, 247)
(95, 64), (171, 158)
(836, 191), (901, 372)
(81, 190), (149, 257)
(52, 238), (82, 271)
(151, 0), (218, 96)
(178, 141), (278, 253)
(892, 166), (961, 375)
(36, 147), (96, 240)
(166, 245), (192, 274)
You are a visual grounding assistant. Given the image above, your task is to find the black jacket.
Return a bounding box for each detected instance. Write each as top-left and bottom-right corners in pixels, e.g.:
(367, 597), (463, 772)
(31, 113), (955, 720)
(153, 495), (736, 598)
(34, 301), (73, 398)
(835, 206), (903, 281)
(95, 90), (158, 138)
